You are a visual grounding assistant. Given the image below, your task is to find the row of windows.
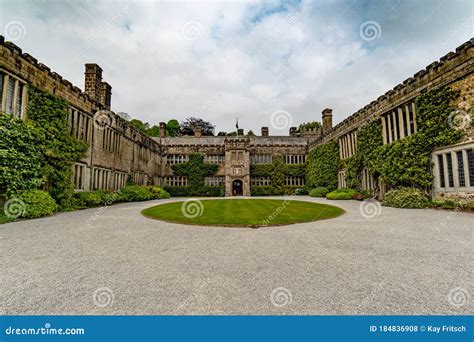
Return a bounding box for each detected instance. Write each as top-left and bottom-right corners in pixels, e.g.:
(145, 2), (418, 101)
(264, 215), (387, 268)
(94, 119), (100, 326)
(163, 176), (188, 186)
(285, 176), (305, 186)
(103, 127), (120, 153)
(133, 172), (148, 186)
(73, 164), (87, 191)
(69, 108), (91, 143)
(382, 102), (416, 144)
(0, 72), (26, 118)
(251, 154), (272, 165)
(283, 155), (306, 164)
(339, 131), (357, 159)
(138, 146), (151, 162)
(166, 154), (188, 165)
(204, 176), (225, 186)
(251, 177), (271, 186)
(204, 154), (225, 164)
(436, 148), (474, 189)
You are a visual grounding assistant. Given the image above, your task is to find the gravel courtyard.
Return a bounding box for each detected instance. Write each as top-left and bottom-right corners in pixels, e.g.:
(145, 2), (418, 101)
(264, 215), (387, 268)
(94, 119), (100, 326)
(1, 197), (472, 315)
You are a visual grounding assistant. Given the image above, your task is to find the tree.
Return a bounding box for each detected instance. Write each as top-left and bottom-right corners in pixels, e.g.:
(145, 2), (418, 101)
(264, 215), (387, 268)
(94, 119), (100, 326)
(247, 130), (256, 136)
(180, 117), (215, 136)
(147, 125), (161, 137)
(166, 119), (180, 137)
(129, 119), (149, 133)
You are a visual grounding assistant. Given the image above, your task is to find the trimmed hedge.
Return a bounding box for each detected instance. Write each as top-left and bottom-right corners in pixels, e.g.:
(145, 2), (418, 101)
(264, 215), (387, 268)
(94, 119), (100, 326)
(164, 186), (224, 197)
(383, 188), (430, 208)
(17, 190), (57, 218)
(326, 188), (358, 200)
(309, 187), (329, 197)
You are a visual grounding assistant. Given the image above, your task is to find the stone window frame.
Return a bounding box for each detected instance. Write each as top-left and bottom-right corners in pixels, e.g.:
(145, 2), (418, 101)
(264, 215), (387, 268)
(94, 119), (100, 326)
(69, 106), (92, 143)
(284, 176), (305, 186)
(166, 154), (188, 165)
(93, 167), (112, 190)
(432, 142), (474, 193)
(204, 176), (225, 186)
(163, 176), (188, 187)
(204, 154), (225, 164)
(102, 127), (121, 154)
(250, 177), (271, 186)
(283, 155), (306, 164)
(72, 163), (87, 191)
(250, 154), (272, 165)
(339, 130), (357, 160)
(381, 101), (417, 145)
(0, 69), (28, 119)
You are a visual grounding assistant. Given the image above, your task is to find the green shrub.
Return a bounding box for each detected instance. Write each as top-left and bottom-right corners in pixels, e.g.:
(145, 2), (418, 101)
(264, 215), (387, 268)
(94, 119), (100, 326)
(431, 197), (473, 210)
(74, 191), (103, 207)
(383, 188), (429, 208)
(118, 185), (154, 202)
(12, 190), (57, 219)
(326, 188), (358, 200)
(294, 187), (308, 195)
(148, 186), (171, 199)
(309, 187), (329, 197)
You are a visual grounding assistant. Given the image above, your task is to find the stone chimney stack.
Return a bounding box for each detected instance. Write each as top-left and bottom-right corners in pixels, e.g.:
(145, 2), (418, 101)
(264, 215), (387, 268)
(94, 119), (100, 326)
(194, 125), (202, 138)
(99, 82), (112, 110)
(84, 63), (102, 101)
(261, 127), (269, 137)
(322, 108), (333, 134)
(289, 127), (297, 137)
(237, 128), (244, 136)
(159, 122), (166, 138)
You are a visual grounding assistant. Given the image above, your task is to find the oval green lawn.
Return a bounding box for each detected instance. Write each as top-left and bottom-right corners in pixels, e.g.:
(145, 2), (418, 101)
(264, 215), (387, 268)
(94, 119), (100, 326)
(142, 199), (344, 227)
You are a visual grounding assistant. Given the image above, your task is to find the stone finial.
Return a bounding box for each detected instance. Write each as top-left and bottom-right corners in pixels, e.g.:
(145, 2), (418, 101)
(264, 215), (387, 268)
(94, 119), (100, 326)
(237, 128), (244, 136)
(261, 127), (269, 137)
(84, 63), (103, 101)
(289, 127), (297, 137)
(159, 122), (166, 138)
(194, 125), (202, 138)
(322, 108), (333, 134)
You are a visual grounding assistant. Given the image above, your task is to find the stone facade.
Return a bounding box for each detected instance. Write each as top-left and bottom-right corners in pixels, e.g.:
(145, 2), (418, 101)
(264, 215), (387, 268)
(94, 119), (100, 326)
(1, 35), (473, 197)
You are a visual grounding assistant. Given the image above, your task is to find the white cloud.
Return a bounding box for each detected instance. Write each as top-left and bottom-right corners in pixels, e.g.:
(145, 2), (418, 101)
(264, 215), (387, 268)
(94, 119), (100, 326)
(0, 0), (472, 134)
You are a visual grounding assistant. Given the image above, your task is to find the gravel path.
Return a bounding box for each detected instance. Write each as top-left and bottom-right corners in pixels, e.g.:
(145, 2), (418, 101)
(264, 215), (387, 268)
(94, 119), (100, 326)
(1, 196), (472, 315)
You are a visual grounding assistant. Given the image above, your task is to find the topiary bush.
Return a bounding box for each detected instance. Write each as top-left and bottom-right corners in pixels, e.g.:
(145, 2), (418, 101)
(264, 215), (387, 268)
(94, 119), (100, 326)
(326, 188), (358, 200)
(118, 185), (154, 202)
(309, 187), (329, 197)
(13, 190), (57, 219)
(383, 188), (430, 208)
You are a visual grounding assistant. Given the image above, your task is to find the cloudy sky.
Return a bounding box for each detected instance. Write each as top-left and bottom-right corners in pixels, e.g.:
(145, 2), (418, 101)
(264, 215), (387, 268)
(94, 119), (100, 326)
(1, 0), (472, 134)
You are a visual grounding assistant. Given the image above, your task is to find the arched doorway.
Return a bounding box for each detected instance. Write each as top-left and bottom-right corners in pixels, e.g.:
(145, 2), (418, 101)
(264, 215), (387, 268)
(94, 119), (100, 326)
(232, 179), (243, 196)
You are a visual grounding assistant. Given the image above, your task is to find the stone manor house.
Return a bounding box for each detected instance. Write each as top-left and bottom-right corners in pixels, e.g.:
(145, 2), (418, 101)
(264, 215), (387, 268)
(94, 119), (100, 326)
(0, 35), (473, 197)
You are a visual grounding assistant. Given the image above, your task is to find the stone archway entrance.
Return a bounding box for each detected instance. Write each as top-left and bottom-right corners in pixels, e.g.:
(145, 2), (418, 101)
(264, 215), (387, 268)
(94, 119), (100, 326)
(232, 179), (243, 196)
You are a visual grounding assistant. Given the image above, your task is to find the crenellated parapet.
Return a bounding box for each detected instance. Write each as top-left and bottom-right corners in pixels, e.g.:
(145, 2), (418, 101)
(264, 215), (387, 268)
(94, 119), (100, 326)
(321, 39), (473, 143)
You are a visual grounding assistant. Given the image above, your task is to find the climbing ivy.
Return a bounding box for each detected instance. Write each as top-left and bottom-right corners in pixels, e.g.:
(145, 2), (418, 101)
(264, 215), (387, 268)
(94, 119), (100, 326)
(305, 141), (340, 191)
(250, 155), (306, 195)
(0, 87), (88, 206)
(169, 153), (220, 196)
(345, 86), (463, 191)
(27, 87), (89, 206)
(0, 114), (44, 196)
